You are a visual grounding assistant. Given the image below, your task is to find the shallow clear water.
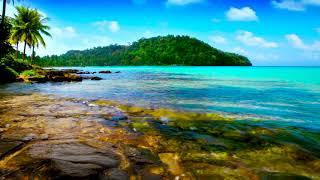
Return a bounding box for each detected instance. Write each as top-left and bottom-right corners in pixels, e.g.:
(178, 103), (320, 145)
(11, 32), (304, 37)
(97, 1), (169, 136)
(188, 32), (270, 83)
(1, 66), (320, 130)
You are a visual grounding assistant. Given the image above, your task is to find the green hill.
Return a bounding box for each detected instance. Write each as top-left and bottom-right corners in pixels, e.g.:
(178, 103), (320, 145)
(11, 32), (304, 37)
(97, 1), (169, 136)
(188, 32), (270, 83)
(35, 35), (252, 66)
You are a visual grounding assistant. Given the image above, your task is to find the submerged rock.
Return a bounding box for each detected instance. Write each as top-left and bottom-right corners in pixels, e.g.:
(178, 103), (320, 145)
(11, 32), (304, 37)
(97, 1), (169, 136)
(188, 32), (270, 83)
(91, 77), (103, 81)
(111, 115), (128, 121)
(102, 168), (129, 180)
(99, 70), (112, 74)
(76, 71), (91, 74)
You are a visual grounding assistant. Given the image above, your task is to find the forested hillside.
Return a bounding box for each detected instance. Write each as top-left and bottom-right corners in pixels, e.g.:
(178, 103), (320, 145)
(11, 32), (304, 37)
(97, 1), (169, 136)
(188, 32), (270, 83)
(35, 35), (252, 66)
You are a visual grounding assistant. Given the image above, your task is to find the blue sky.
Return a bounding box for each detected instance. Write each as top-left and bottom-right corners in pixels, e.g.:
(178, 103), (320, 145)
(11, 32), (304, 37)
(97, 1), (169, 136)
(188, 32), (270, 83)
(3, 0), (320, 66)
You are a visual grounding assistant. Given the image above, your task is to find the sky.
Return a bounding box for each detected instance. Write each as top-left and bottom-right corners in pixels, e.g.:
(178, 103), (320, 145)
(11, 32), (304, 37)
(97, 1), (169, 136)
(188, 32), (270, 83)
(2, 0), (320, 66)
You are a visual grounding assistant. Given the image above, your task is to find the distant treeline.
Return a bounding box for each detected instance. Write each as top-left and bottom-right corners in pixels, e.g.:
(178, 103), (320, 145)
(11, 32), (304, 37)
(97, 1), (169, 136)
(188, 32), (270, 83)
(35, 35), (252, 66)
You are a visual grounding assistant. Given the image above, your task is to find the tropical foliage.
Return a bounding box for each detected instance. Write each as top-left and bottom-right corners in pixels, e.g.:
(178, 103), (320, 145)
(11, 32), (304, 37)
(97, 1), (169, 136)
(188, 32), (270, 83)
(0, 17), (14, 58)
(0, 3), (50, 83)
(36, 35), (252, 66)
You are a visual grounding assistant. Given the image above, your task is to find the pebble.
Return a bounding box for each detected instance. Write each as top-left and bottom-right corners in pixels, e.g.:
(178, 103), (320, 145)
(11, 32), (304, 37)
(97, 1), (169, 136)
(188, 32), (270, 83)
(22, 133), (38, 141)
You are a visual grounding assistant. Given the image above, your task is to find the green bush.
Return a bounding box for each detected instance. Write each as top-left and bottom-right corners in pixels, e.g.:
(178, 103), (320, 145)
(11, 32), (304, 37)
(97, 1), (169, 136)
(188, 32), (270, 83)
(20, 70), (37, 76)
(0, 65), (18, 83)
(1, 56), (33, 73)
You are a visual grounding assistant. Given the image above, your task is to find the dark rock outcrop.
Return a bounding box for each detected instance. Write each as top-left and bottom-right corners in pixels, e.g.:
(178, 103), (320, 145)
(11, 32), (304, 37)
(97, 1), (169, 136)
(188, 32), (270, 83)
(91, 77), (103, 81)
(99, 71), (112, 74)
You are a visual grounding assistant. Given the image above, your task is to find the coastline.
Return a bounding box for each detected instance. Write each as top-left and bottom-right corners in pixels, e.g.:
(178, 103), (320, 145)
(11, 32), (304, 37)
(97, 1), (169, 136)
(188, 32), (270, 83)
(0, 93), (319, 179)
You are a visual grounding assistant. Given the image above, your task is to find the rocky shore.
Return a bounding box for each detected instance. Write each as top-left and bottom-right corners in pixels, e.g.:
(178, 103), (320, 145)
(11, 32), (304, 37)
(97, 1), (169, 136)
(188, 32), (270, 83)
(18, 69), (119, 83)
(0, 93), (319, 179)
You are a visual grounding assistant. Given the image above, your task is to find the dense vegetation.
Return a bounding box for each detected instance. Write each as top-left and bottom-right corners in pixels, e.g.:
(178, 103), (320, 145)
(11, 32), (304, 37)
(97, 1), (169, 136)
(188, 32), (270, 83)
(0, 4), (51, 83)
(36, 35), (252, 66)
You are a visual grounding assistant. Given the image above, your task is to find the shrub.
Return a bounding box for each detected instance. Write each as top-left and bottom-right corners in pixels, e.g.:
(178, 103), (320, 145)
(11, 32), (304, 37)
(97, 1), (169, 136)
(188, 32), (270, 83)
(1, 56), (33, 73)
(0, 65), (18, 83)
(20, 70), (37, 77)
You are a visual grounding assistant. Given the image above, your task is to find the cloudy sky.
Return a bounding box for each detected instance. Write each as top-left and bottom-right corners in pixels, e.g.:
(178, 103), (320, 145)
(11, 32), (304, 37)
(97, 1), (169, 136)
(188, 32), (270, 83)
(3, 0), (320, 66)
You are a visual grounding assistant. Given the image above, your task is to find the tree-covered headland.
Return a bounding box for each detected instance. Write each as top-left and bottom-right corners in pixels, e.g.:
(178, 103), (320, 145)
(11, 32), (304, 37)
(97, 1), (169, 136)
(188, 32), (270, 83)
(36, 35), (252, 67)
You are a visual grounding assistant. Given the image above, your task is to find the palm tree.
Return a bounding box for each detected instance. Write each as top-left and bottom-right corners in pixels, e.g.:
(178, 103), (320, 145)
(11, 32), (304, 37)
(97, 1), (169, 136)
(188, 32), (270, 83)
(29, 10), (51, 61)
(1, 0), (20, 24)
(12, 6), (51, 60)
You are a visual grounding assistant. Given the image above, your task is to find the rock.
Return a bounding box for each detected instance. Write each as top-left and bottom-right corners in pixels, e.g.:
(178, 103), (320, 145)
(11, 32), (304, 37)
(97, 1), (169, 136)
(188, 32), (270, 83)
(101, 168), (129, 180)
(45, 70), (83, 82)
(91, 77), (103, 81)
(61, 69), (80, 74)
(39, 134), (49, 140)
(27, 76), (48, 83)
(50, 159), (103, 178)
(99, 70), (112, 74)
(32, 143), (120, 168)
(22, 133), (38, 141)
(51, 152), (119, 168)
(114, 71), (121, 73)
(111, 115), (128, 121)
(76, 71), (91, 75)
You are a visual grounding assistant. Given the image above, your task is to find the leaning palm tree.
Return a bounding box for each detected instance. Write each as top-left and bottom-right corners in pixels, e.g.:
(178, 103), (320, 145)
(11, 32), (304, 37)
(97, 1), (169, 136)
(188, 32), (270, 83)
(12, 6), (51, 60)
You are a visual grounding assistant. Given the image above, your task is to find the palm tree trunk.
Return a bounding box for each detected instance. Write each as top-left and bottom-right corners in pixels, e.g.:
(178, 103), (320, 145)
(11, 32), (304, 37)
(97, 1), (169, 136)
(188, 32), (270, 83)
(23, 40), (27, 59)
(31, 45), (35, 62)
(16, 42), (19, 58)
(1, 0), (6, 25)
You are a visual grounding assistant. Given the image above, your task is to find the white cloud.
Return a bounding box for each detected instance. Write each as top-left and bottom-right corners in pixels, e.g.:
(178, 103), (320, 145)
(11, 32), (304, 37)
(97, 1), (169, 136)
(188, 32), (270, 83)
(272, 0), (305, 11)
(94, 20), (120, 33)
(226, 7), (258, 21)
(209, 35), (227, 44)
(167, 0), (204, 6)
(236, 31), (278, 48)
(232, 47), (279, 62)
(272, 0), (320, 11)
(142, 30), (154, 38)
(51, 26), (77, 38)
(285, 34), (320, 51)
(232, 47), (249, 55)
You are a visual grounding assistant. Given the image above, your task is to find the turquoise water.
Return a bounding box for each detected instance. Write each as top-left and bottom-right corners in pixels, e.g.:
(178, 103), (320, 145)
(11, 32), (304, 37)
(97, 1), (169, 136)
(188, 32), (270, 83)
(1, 66), (320, 130)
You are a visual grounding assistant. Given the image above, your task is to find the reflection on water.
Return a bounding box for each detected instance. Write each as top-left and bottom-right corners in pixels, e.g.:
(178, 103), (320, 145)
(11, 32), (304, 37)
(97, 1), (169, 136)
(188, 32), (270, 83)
(1, 66), (320, 130)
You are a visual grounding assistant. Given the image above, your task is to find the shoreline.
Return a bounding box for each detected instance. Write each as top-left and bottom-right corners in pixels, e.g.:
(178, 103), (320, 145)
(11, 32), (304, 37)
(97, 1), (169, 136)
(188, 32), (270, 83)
(0, 93), (319, 179)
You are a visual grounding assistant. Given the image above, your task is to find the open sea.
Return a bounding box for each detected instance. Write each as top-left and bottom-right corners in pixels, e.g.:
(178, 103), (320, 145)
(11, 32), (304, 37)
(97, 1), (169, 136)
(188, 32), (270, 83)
(1, 66), (320, 130)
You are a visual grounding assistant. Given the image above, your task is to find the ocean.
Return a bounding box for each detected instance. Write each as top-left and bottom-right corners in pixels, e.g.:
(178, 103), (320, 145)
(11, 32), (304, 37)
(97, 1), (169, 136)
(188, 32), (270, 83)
(1, 66), (320, 130)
